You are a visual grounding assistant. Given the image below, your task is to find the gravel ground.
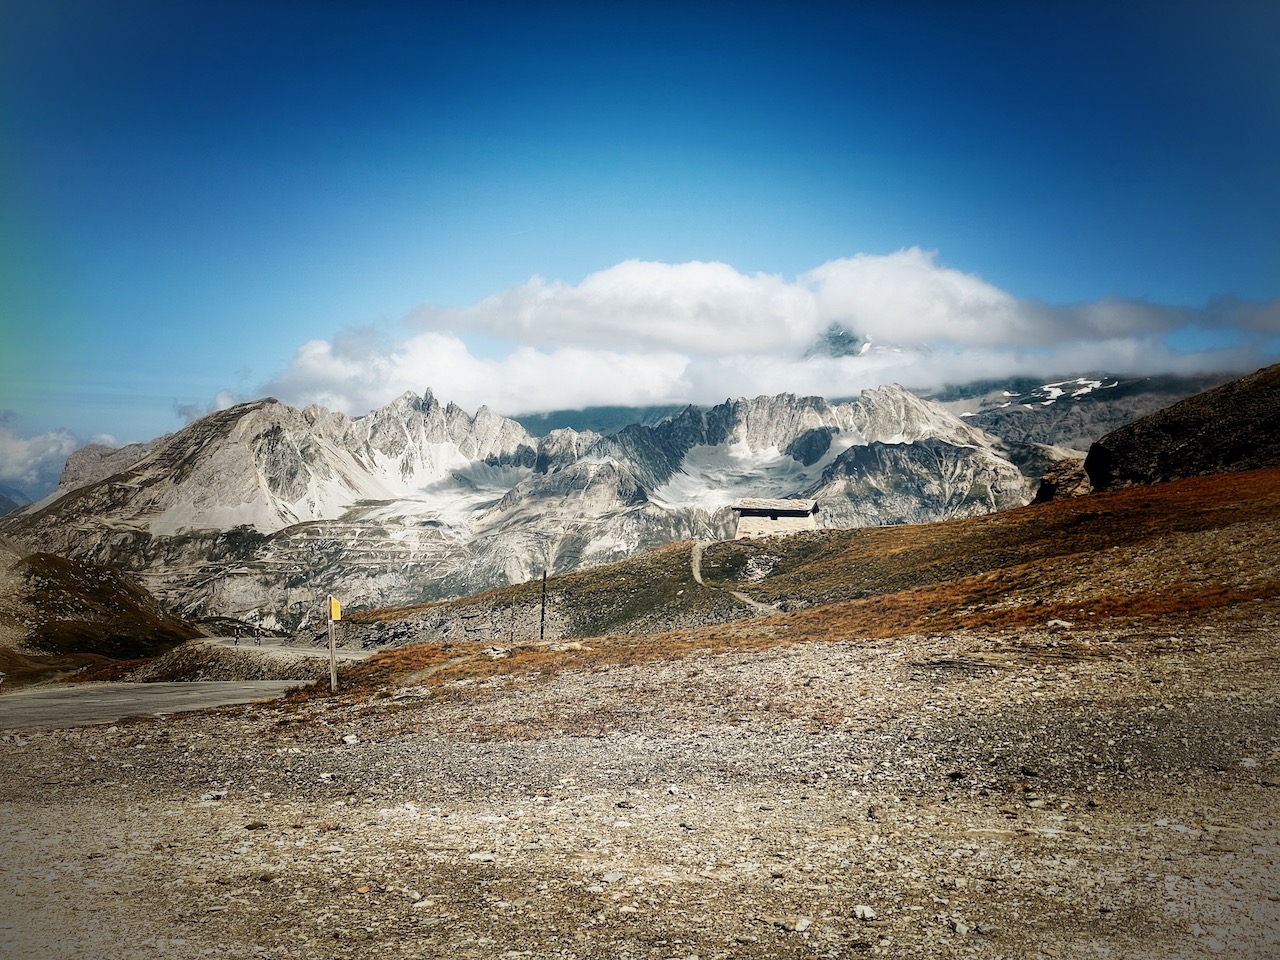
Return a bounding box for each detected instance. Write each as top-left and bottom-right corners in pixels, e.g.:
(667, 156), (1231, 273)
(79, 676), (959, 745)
(2, 601), (1278, 960)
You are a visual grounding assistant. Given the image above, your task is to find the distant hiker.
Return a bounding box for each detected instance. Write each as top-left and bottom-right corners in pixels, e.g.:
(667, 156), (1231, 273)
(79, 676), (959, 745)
(254, 625), (262, 646)
(233, 627), (240, 646)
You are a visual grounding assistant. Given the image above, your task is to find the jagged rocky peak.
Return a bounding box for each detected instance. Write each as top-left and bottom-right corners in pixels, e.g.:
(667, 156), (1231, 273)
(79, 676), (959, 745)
(536, 427), (603, 474)
(389, 389), (433, 414)
(349, 390), (535, 468)
(718, 393), (847, 451)
(689, 385), (979, 454)
(852, 383), (986, 445)
(463, 404), (535, 459)
(301, 403), (327, 426)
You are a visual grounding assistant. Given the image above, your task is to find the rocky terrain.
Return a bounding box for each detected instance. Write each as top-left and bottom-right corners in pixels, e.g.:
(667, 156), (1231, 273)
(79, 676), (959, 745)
(927, 372), (1230, 452)
(2, 468), (1277, 959)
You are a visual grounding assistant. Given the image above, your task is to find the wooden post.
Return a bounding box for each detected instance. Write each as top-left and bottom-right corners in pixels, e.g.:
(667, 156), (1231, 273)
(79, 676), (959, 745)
(540, 570), (547, 642)
(327, 596), (339, 694)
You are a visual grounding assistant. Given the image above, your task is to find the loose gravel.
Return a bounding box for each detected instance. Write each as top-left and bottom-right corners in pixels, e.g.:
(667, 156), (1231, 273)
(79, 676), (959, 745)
(2, 601), (1278, 959)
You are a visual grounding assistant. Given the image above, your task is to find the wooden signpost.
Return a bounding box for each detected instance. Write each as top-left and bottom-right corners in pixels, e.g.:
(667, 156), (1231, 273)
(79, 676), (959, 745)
(327, 594), (341, 693)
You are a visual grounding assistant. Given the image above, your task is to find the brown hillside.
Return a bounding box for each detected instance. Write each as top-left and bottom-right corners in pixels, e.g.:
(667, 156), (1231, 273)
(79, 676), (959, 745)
(1085, 362), (1280, 489)
(339, 467), (1280, 693)
(0, 550), (201, 684)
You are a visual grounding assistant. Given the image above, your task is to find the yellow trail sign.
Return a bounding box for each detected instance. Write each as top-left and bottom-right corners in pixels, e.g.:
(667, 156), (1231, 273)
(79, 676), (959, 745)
(329, 595), (342, 621)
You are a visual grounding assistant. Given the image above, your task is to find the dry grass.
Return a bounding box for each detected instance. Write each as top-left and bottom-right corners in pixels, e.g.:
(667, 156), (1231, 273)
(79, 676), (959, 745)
(699, 467), (1280, 606)
(333, 468), (1280, 697)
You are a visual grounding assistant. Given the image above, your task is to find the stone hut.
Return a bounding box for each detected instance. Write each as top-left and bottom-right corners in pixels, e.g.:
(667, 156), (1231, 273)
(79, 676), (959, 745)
(730, 498), (820, 539)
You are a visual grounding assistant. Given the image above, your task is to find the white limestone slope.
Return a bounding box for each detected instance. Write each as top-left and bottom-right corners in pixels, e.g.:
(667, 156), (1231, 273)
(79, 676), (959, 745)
(651, 384), (1002, 512)
(12, 393), (539, 542)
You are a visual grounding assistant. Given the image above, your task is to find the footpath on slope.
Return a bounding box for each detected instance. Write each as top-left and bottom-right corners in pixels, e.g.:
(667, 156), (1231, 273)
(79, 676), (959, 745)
(691, 539), (777, 614)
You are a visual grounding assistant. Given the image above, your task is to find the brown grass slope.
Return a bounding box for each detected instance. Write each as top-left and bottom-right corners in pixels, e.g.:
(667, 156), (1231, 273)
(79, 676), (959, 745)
(0, 551), (202, 685)
(338, 467), (1280, 694)
(343, 538), (745, 644)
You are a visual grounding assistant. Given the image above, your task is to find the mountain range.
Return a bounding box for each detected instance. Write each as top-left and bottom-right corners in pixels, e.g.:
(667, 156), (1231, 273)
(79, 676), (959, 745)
(0, 370), (1242, 632)
(2, 384), (1046, 630)
(924, 371), (1231, 451)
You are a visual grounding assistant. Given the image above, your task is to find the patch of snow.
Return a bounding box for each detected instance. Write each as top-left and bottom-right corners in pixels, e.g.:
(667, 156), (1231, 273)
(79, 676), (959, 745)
(1069, 379), (1103, 398)
(1040, 377), (1104, 401)
(651, 433), (861, 510)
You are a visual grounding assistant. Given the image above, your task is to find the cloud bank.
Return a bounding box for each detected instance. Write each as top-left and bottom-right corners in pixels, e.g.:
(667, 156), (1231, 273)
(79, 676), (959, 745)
(257, 249), (1275, 418)
(0, 414), (83, 502)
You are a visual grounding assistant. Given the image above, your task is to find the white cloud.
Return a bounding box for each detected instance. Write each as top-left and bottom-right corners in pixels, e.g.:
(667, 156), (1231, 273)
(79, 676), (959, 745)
(265, 334), (693, 415)
(801, 249), (1033, 347)
(175, 390), (240, 423)
(0, 416), (80, 499)
(255, 249), (1276, 418)
(420, 259), (819, 355)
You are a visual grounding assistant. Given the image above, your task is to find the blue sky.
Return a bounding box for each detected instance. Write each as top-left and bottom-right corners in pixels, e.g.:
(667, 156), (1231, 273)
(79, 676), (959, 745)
(2, 0), (1278, 497)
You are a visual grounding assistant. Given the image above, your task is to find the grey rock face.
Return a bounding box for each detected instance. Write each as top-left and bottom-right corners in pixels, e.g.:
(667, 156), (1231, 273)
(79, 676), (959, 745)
(1031, 458), (1091, 502)
(56, 440), (157, 493)
(805, 438), (1029, 526)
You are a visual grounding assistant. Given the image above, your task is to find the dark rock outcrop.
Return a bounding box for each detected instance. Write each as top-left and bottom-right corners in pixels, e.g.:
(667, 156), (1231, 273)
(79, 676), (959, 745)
(1084, 364), (1280, 490)
(1032, 458), (1090, 502)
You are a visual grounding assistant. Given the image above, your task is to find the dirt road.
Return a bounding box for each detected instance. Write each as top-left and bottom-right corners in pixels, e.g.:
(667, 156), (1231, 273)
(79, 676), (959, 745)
(0, 680), (300, 730)
(204, 636), (374, 661)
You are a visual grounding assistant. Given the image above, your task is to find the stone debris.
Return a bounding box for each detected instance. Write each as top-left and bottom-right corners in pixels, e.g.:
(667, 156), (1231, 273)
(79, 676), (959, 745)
(1, 599), (1278, 959)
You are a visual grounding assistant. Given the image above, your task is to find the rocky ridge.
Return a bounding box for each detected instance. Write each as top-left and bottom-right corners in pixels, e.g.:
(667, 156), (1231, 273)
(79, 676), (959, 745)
(1085, 363), (1280, 490)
